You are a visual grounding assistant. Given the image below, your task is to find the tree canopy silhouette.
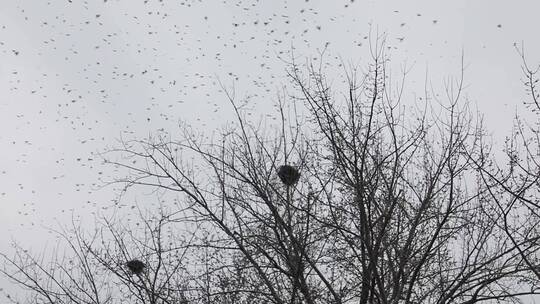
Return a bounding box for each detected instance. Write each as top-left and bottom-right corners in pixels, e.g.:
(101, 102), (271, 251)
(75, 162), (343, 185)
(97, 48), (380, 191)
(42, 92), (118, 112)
(2, 40), (540, 304)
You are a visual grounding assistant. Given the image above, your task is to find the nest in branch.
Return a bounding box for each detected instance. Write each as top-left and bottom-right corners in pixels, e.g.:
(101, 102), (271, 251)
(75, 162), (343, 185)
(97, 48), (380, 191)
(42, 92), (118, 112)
(277, 165), (300, 186)
(126, 259), (145, 275)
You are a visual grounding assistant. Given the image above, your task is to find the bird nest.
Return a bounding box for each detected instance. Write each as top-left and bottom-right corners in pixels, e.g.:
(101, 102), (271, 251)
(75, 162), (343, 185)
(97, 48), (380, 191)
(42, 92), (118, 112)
(126, 259), (145, 275)
(277, 165), (300, 186)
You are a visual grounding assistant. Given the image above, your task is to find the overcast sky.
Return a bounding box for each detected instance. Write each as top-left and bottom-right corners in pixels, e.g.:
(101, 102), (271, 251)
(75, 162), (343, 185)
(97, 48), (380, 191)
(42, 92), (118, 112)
(1, 0), (540, 297)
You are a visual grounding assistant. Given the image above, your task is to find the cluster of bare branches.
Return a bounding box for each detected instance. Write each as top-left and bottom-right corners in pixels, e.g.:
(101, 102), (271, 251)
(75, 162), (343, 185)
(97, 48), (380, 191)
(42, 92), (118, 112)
(2, 40), (540, 304)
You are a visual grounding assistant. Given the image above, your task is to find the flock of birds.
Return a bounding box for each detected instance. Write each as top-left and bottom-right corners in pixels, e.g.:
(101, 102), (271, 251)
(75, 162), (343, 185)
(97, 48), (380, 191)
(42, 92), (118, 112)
(0, 0), (507, 233)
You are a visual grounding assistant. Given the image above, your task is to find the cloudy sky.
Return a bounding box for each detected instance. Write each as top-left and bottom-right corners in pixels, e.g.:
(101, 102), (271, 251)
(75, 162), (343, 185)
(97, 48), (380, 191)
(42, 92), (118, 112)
(1, 0), (540, 296)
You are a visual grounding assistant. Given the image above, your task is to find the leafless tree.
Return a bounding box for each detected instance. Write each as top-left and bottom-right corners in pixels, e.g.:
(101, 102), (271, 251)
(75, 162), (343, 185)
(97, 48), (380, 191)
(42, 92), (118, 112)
(470, 44), (540, 290)
(3, 39), (540, 304)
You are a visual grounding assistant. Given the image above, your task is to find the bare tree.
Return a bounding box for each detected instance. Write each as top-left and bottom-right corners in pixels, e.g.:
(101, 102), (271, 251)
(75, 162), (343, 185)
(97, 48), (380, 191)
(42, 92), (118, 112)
(1, 207), (198, 304)
(471, 44), (540, 289)
(3, 39), (540, 304)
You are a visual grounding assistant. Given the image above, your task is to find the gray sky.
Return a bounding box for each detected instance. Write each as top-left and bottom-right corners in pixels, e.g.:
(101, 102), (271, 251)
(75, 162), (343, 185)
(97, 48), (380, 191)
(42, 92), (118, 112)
(1, 0), (540, 298)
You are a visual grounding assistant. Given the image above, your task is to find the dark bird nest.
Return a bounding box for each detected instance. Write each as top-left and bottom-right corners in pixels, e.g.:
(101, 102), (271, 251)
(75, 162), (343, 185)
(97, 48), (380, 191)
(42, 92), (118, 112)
(126, 259), (145, 275)
(277, 165), (300, 186)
